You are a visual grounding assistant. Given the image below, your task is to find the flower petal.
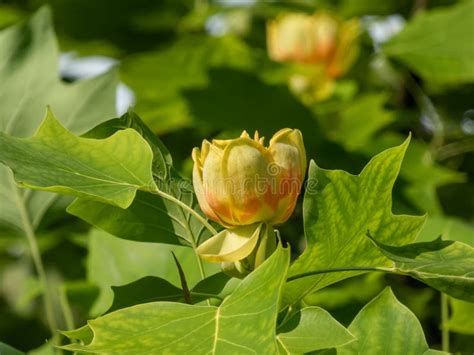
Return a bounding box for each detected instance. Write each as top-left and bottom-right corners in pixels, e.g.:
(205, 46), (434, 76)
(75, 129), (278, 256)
(196, 224), (262, 263)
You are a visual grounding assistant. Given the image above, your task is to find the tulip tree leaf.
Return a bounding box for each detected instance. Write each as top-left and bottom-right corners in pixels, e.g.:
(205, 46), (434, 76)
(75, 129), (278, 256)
(0, 7), (117, 232)
(86, 229), (219, 316)
(63, 245), (290, 353)
(82, 111), (173, 181)
(108, 276), (184, 312)
(67, 111), (216, 247)
(108, 272), (235, 313)
(369, 236), (474, 302)
(339, 288), (446, 355)
(284, 137), (426, 305)
(0, 110), (156, 209)
(277, 307), (355, 353)
(383, 0), (474, 84)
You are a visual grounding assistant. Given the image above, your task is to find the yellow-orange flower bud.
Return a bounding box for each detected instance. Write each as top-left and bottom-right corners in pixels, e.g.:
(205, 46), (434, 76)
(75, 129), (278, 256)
(267, 12), (360, 79)
(192, 129), (306, 227)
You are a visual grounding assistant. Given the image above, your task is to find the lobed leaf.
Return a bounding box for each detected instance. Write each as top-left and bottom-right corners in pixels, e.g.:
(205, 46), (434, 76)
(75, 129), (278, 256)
(369, 235), (474, 302)
(0, 110), (156, 209)
(277, 307), (355, 353)
(285, 137), (426, 305)
(339, 288), (447, 354)
(63, 245), (290, 353)
(67, 111), (216, 246)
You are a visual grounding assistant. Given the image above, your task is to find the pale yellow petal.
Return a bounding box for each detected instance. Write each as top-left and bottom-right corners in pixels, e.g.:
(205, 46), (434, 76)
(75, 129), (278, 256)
(196, 224), (262, 263)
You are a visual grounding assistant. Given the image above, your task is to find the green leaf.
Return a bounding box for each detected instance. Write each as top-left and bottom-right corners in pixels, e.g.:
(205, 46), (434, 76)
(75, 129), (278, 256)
(0, 342), (25, 355)
(191, 272), (238, 304)
(63, 244), (290, 353)
(109, 272), (236, 311)
(108, 276), (183, 312)
(357, 133), (465, 215)
(121, 35), (255, 133)
(339, 288), (441, 355)
(446, 298), (474, 335)
(86, 229), (218, 315)
(0, 110), (156, 209)
(68, 188), (209, 246)
(82, 111), (173, 181)
(0, 7), (117, 232)
(67, 112), (216, 247)
(285, 137), (425, 305)
(277, 307), (355, 353)
(369, 235), (474, 302)
(383, 1), (474, 84)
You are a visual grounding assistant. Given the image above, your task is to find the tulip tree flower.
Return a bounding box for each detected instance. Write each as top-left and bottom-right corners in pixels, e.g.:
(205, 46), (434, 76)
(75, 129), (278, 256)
(267, 11), (360, 101)
(193, 129), (306, 277)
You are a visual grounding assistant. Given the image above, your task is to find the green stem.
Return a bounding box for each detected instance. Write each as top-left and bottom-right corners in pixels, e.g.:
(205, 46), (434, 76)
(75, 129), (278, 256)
(190, 240), (210, 306)
(287, 266), (395, 282)
(441, 293), (450, 352)
(13, 187), (59, 342)
(193, 247), (207, 280)
(148, 187), (218, 235)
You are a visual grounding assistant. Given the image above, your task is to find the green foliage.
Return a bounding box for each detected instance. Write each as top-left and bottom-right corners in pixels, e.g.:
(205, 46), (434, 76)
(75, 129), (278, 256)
(384, 0), (474, 84)
(285, 137), (425, 305)
(370, 236), (474, 302)
(86, 229), (218, 315)
(0, 110), (156, 209)
(277, 307), (354, 353)
(1, 2), (473, 353)
(67, 111), (216, 247)
(63, 245), (290, 353)
(0, 6), (117, 232)
(339, 288), (447, 355)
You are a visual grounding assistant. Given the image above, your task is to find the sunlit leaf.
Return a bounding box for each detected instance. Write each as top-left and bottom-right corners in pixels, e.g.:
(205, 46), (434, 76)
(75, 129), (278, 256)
(285, 137), (425, 305)
(277, 307), (355, 353)
(339, 288), (446, 354)
(370, 235), (474, 302)
(63, 245), (290, 353)
(67, 112), (217, 246)
(0, 110), (156, 209)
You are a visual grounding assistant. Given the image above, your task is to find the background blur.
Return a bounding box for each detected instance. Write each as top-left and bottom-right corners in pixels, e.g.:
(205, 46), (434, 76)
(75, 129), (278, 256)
(0, 0), (473, 353)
